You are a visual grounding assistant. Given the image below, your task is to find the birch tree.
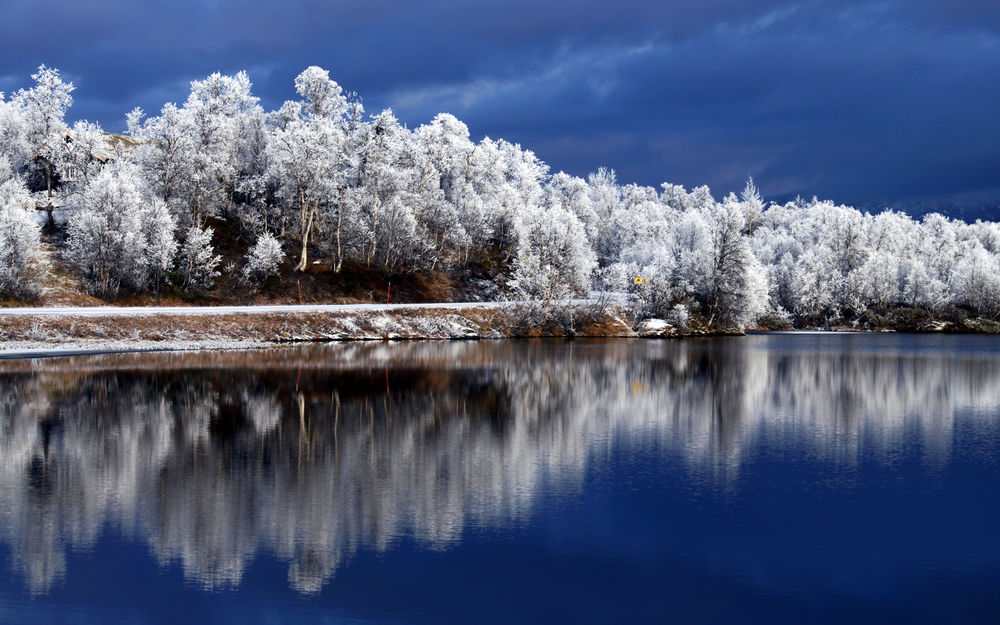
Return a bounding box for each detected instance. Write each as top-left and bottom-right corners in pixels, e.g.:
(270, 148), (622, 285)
(0, 177), (43, 299)
(67, 164), (176, 297)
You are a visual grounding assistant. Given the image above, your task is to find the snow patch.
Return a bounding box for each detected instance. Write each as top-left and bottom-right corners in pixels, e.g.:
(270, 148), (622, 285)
(637, 318), (674, 337)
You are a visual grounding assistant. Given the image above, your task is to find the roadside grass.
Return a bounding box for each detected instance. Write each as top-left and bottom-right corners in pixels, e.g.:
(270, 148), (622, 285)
(0, 303), (636, 348)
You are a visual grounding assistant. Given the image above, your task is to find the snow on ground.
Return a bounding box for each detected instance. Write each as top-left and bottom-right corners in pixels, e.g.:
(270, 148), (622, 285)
(0, 339), (269, 360)
(0, 297), (633, 359)
(636, 318), (673, 337)
(0, 301), (506, 317)
(0, 306), (505, 359)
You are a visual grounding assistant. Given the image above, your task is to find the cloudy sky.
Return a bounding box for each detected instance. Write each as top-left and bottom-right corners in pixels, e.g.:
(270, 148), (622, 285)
(2, 0), (998, 210)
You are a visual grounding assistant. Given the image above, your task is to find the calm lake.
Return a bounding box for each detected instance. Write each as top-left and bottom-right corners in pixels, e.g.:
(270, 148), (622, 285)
(1, 335), (999, 624)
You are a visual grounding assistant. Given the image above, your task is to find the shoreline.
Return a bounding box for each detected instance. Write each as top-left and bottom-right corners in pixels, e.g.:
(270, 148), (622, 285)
(0, 304), (635, 359)
(1, 304), (997, 360)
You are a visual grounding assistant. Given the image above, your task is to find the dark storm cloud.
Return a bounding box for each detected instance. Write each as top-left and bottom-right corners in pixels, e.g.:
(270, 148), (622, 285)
(1, 0), (999, 209)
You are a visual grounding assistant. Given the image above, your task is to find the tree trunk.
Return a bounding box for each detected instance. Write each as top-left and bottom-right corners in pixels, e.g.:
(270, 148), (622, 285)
(296, 202), (316, 272)
(334, 188), (345, 273)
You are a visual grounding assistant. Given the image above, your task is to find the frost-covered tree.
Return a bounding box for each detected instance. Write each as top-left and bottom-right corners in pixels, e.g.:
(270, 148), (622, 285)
(702, 197), (767, 328)
(951, 246), (1000, 318)
(548, 172), (598, 243)
(130, 72), (261, 227)
(669, 208), (712, 297)
(127, 103), (192, 209)
(787, 248), (840, 320)
(266, 67), (350, 271)
(347, 109), (417, 268)
(12, 65), (74, 198)
(183, 72), (260, 224)
(177, 225), (222, 291)
(13, 66), (73, 150)
(294, 66), (346, 119)
(587, 167), (622, 262)
(414, 113), (474, 266)
(66, 164), (176, 297)
(740, 177), (764, 236)
(242, 232), (285, 283)
(54, 120), (111, 194)
(3, 62), (999, 325)
(490, 140), (548, 264)
(900, 257), (948, 311)
(0, 177), (43, 299)
(144, 199), (179, 292)
(510, 204), (595, 303)
(666, 303), (690, 329)
(0, 96), (31, 177)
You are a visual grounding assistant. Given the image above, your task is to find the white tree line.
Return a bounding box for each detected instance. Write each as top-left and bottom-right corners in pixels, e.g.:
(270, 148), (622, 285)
(2, 65), (999, 327)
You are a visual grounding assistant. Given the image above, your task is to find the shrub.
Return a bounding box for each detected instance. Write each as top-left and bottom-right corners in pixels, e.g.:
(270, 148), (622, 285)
(178, 225), (221, 291)
(242, 232), (285, 284)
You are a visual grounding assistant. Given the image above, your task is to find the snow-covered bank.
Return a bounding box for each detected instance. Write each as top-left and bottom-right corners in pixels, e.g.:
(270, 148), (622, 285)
(0, 303), (642, 357)
(0, 301), (510, 317)
(4, 301), (997, 360)
(0, 340), (271, 360)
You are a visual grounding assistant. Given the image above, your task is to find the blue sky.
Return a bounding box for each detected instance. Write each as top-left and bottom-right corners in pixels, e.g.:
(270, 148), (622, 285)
(2, 0), (999, 210)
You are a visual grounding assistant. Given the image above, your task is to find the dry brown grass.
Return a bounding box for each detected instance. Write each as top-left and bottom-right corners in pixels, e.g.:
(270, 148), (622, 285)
(0, 304), (636, 349)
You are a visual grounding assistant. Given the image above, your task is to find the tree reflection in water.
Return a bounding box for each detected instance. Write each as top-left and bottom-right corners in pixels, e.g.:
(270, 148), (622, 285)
(1, 337), (999, 595)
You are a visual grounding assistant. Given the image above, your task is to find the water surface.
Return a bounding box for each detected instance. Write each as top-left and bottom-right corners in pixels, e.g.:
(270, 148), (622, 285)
(1, 335), (999, 623)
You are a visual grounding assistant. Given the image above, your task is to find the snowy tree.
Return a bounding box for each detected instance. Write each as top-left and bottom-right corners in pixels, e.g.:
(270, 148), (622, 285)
(267, 74), (344, 269)
(0, 95), (31, 172)
(129, 72), (263, 227)
(788, 249), (840, 320)
(266, 101), (335, 270)
(951, 246), (1000, 318)
(510, 204), (596, 304)
(917, 213), (959, 286)
(127, 103), (193, 210)
(242, 232), (285, 283)
(414, 113), (474, 266)
(12, 65), (74, 198)
(900, 257), (948, 311)
(0, 178), (43, 299)
(345, 109), (418, 268)
(264, 67), (364, 272)
(67, 164), (176, 297)
(177, 225), (222, 291)
(588, 168), (622, 262)
(547, 172), (597, 242)
(294, 66), (347, 119)
(13, 66), (73, 147)
(740, 177), (764, 236)
(489, 140), (548, 264)
(184, 72), (260, 223)
(666, 303), (690, 329)
(54, 120), (111, 194)
(668, 208), (711, 298)
(144, 199), (179, 292)
(702, 198), (767, 328)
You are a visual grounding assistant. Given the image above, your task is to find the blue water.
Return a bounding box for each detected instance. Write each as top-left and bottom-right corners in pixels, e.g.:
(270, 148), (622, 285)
(1, 335), (999, 623)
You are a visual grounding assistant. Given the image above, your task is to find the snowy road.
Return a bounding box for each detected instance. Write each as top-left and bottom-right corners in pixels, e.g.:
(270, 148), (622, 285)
(0, 292), (627, 318)
(0, 301), (513, 317)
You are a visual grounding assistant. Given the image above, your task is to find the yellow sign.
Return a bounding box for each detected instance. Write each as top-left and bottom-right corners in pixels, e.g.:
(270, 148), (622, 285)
(633, 277), (649, 285)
